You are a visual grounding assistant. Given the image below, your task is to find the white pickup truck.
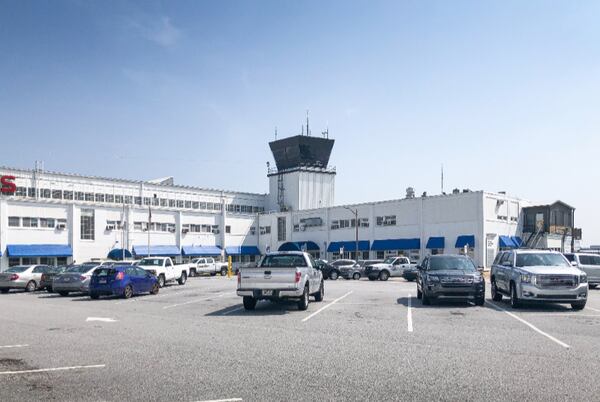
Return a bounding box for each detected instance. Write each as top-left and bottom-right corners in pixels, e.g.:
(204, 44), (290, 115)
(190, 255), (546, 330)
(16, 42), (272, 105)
(138, 257), (189, 287)
(364, 256), (417, 281)
(189, 257), (228, 277)
(237, 252), (324, 311)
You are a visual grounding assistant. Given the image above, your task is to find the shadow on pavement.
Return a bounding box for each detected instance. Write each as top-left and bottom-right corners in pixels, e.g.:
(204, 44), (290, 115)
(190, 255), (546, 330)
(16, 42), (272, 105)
(206, 300), (297, 316)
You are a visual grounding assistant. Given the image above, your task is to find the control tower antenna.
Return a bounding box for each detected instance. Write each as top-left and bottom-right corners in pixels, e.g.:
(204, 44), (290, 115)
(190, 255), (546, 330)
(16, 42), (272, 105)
(274, 126), (278, 140)
(306, 110), (310, 136)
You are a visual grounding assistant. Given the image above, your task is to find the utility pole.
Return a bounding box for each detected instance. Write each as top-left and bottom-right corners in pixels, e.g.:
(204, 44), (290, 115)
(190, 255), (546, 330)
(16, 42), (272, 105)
(344, 206), (359, 261)
(147, 194), (157, 257)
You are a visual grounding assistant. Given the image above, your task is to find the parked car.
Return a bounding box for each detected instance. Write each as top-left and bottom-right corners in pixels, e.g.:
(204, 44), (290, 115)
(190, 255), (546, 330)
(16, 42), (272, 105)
(365, 256), (416, 281)
(137, 257), (189, 287)
(564, 253), (600, 289)
(332, 259), (361, 280)
(491, 250), (588, 310)
(314, 259), (340, 280)
(52, 263), (100, 296)
(237, 251), (324, 311)
(40, 265), (68, 291)
(417, 255), (485, 306)
(89, 265), (159, 299)
(189, 257), (228, 277)
(402, 265), (419, 282)
(0, 265), (51, 293)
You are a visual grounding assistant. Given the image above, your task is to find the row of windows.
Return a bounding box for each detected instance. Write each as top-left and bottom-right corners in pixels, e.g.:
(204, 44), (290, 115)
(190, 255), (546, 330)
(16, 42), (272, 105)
(8, 216), (67, 229)
(7, 187), (264, 214)
(376, 216), (397, 226)
(132, 222), (177, 232)
(330, 218), (369, 230)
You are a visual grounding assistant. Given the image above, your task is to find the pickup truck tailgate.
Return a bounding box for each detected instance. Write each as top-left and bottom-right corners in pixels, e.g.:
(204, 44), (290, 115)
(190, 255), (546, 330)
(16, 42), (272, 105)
(240, 268), (299, 290)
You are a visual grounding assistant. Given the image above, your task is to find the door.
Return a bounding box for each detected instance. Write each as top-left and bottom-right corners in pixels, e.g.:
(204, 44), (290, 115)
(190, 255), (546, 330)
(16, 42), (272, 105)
(31, 265), (49, 286)
(580, 255), (600, 283)
(164, 259), (174, 280)
(497, 252), (513, 292)
(417, 258), (429, 293)
(391, 259), (403, 277)
(136, 267), (153, 292)
(197, 258), (208, 273)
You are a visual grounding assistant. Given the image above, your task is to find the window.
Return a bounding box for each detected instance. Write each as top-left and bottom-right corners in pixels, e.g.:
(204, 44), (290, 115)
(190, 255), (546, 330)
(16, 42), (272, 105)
(22, 217), (39, 227)
(16, 187), (27, 197)
(160, 198), (167, 207)
(57, 218), (67, 228)
(192, 201), (199, 209)
(134, 222), (143, 231)
(200, 202), (207, 210)
(64, 191), (74, 200)
(376, 215), (396, 226)
(28, 187), (37, 198)
(277, 217), (286, 242)
(250, 227), (256, 235)
(185, 201), (192, 209)
(152, 197), (159, 206)
(376, 251), (385, 259)
(177, 200), (184, 208)
(9, 258), (20, 267)
(52, 190), (63, 199)
(293, 224), (300, 232)
(359, 218), (369, 227)
(169, 199), (176, 207)
(206, 202), (213, 210)
(124, 196), (132, 204)
(143, 197), (151, 206)
(75, 192), (85, 201)
(331, 220), (340, 230)
(95, 193), (105, 202)
(260, 254), (307, 268)
(8, 216), (20, 227)
(40, 218), (55, 228)
(226, 226), (231, 234)
(134, 197), (142, 205)
(260, 226), (271, 235)
(85, 192), (94, 201)
(105, 194), (113, 203)
(80, 209), (95, 240)
(40, 188), (51, 198)
(497, 215), (508, 221)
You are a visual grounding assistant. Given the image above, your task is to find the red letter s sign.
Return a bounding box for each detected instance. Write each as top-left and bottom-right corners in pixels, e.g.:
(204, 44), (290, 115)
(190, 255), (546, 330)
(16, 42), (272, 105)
(1, 175), (16, 194)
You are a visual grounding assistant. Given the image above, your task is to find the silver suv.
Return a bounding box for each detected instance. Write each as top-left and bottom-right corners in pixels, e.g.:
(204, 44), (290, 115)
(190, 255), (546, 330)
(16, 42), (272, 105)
(564, 253), (600, 289)
(491, 250), (588, 310)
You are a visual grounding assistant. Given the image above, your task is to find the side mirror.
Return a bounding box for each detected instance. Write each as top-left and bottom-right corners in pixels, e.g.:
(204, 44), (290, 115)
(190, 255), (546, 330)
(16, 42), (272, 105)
(477, 266), (484, 273)
(416, 265), (423, 270)
(570, 261), (577, 267)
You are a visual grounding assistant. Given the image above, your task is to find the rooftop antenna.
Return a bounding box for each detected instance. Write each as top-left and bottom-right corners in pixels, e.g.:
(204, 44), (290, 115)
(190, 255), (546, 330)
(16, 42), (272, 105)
(322, 125), (329, 139)
(441, 164), (444, 194)
(274, 126), (278, 140)
(306, 109), (310, 136)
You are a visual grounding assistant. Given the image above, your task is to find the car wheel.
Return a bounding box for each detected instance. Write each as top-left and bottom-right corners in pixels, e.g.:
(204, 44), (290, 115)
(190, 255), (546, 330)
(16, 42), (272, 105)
(329, 271), (339, 280)
(25, 281), (36, 292)
(571, 301), (586, 310)
(314, 281), (324, 302)
(422, 291), (431, 305)
(353, 273), (360, 280)
(1, 288), (10, 294)
(150, 283), (159, 295)
(243, 296), (257, 310)
(59, 291), (69, 297)
(221, 267), (228, 276)
(123, 285), (133, 299)
(589, 284), (597, 289)
(298, 285), (309, 311)
(178, 272), (187, 285)
(368, 276), (377, 281)
(158, 275), (166, 288)
(45, 286), (53, 293)
(90, 293), (100, 300)
(491, 279), (503, 301)
(475, 296), (485, 306)
(416, 288), (422, 299)
(189, 268), (196, 278)
(379, 271), (389, 281)
(510, 283), (521, 308)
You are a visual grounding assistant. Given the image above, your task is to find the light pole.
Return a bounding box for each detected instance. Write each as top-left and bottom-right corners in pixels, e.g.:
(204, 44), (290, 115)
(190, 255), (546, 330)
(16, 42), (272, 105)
(148, 194), (157, 257)
(344, 206), (359, 261)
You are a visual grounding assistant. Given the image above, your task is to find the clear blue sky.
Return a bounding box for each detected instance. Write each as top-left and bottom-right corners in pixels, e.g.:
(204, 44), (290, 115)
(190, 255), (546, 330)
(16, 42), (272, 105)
(1, 0), (599, 244)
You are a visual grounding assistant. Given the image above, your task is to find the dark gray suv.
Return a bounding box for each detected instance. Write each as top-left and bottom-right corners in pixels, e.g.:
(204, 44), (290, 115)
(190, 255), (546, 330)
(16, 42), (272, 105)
(417, 255), (485, 306)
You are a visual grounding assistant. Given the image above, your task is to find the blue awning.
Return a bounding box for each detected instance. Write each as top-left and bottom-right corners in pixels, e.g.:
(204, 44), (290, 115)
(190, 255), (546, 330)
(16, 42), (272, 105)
(327, 241), (370, 253)
(133, 245), (180, 256)
(225, 246), (261, 256)
(6, 244), (73, 257)
(371, 238), (420, 251)
(107, 248), (133, 260)
(278, 241), (320, 252)
(426, 237), (445, 249)
(455, 235), (475, 248)
(512, 236), (523, 247)
(499, 236), (517, 248)
(182, 246), (222, 257)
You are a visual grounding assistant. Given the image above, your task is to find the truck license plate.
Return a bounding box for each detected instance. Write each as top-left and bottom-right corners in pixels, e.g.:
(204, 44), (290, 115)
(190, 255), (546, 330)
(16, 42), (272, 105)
(262, 290), (273, 296)
(99, 278), (107, 284)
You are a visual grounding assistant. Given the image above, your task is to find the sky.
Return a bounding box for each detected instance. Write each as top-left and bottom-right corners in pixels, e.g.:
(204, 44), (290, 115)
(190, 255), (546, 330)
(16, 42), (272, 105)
(1, 0), (599, 244)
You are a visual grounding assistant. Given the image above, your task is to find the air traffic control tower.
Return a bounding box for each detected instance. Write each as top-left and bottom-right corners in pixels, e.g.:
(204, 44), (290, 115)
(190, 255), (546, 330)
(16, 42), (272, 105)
(267, 134), (336, 212)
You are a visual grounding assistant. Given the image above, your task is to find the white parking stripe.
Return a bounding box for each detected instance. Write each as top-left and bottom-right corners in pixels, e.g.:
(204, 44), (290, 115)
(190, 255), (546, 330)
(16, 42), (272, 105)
(193, 398), (242, 402)
(586, 306), (600, 313)
(407, 294), (413, 332)
(0, 364), (105, 375)
(163, 293), (229, 310)
(221, 306), (244, 315)
(486, 301), (570, 349)
(301, 291), (353, 322)
(0, 344), (28, 349)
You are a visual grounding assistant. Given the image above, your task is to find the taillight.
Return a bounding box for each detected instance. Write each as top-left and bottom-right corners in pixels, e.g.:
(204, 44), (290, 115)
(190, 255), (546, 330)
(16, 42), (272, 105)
(295, 271), (301, 283)
(115, 272), (124, 281)
(41, 274), (47, 281)
(237, 272), (241, 285)
(9, 274), (19, 281)
(80, 276), (87, 281)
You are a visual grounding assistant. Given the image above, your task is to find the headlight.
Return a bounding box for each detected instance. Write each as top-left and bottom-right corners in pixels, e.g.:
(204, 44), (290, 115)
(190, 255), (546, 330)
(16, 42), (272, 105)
(580, 274), (588, 284)
(473, 275), (483, 283)
(427, 275), (440, 283)
(520, 274), (533, 284)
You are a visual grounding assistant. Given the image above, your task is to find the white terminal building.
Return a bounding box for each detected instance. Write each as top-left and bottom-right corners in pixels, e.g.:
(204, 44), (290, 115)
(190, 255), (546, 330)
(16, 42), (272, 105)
(0, 134), (580, 271)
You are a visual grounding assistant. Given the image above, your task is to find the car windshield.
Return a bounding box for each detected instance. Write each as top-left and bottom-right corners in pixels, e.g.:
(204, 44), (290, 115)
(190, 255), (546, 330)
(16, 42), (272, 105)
(67, 264), (98, 273)
(93, 268), (116, 276)
(138, 258), (164, 266)
(332, 260), (354, 267)
(515, 253), (570, 267)
(429, 257), (476, 271)
(260, 255), (307, 268)
(382, 257), (396, 264)
(5, 266), (29, 273)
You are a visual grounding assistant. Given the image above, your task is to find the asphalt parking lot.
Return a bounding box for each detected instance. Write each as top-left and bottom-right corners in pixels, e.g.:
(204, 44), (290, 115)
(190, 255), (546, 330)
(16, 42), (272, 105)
(1, 276), (600, 401)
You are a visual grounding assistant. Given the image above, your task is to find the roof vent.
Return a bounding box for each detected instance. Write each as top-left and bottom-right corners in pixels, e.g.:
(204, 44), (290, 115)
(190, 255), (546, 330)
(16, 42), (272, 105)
(462, 189), (471, 193)
(406, 187), (415, 199)
(452, 188), (460, 195)
(421, 191), (427, 197)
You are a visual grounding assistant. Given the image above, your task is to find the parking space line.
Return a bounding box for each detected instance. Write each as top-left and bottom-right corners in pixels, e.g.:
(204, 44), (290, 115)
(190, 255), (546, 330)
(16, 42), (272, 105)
(193, 398), (242, 402)
(586, 306), (600, 313)
(486, 301), (570, 349)
(221, 306), (244, 315)
(0, 364), (105, 375)
(0, 344), (28, 349)
(163, 292), (229, 310)
(301, 291), (353, 322)
(407, 294), (413, 332)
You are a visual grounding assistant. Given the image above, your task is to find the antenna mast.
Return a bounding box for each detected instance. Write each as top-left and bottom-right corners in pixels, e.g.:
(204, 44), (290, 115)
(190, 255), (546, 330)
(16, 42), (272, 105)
(306, 110), (310, 136)
(441, 164), (444, 194)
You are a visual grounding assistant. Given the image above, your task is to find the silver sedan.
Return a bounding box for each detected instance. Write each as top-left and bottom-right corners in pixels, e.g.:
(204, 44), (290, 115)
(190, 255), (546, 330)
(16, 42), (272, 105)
(0, 265), (51, 293)
(52, 264), (100, 296)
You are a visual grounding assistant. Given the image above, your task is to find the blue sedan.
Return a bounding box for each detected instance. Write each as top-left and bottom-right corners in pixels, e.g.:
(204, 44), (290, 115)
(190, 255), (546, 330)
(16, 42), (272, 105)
(89, 265), (159, 299)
